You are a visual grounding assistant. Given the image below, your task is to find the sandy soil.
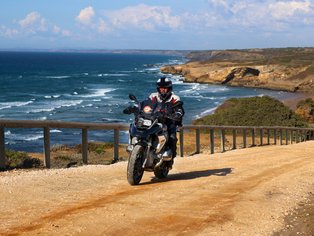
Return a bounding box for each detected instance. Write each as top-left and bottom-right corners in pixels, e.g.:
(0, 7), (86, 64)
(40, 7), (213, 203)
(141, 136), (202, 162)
(0, 141), (313, 236)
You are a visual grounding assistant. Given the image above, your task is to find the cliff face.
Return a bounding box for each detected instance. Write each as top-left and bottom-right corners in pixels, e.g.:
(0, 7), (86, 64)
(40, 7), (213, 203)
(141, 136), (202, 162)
(161, 48), (314, 93)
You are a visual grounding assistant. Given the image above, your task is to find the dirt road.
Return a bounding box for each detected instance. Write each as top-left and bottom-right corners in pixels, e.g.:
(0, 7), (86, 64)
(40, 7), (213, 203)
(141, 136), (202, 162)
(0, 141), (313, 236)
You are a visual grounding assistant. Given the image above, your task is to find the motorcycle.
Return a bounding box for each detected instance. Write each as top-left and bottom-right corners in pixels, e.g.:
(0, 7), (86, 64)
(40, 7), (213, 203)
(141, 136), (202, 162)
(123, 94), (183, 185)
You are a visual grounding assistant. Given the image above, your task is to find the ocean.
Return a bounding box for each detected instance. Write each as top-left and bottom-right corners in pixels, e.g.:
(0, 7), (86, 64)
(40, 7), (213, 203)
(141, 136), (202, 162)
(0, 51), (298, 152)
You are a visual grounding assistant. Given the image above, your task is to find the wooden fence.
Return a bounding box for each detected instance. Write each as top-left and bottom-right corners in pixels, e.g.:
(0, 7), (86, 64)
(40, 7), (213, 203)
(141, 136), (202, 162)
(0, 120), (313, 169)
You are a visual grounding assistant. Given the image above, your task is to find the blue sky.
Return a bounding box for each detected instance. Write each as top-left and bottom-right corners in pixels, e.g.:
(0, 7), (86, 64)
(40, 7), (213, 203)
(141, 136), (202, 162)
(1, 0), (314, 50)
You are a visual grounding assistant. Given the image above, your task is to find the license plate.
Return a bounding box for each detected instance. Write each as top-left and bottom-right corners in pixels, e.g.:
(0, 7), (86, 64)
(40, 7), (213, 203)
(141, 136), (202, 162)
(143, 119), (152, 126)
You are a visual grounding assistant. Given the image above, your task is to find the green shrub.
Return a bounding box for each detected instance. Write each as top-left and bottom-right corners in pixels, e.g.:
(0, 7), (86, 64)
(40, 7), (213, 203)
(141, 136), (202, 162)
(4, 149), (41, 169)
(194, 96), (308, 127)
(75, 142), (113, 153)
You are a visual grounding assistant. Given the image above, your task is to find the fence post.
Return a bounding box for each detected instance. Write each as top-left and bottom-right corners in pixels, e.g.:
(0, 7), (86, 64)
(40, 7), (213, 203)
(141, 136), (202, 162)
(251, 128), (255, 147)
(221, 129), (225, 153)
(114, 128), (119, 162)
(267, 129), (270, 145)
(243, 128), (247, 148)
(260, 128), (263, 146)
(180, 129), (184, 157)
(210, 129), (214, 154)
(0, 127), (5, 169)
(195, 128), (200, 154)
(280, 129), (283, 145)
(82, 128), (88, 164)
(307, 130), (311, 141)
(290, 130), (293, 144)
(232, 129), (236, 149)
(285, 129), (288, 145)
(43, 127), (51, 168)
(274, 129), (277, 145)
(296, 130), (299, 143)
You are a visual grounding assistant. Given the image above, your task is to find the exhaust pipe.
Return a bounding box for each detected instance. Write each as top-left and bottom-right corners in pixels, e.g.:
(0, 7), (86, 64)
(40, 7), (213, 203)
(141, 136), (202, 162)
(154, 158), (163, 169)
(154, 149), (173, 169)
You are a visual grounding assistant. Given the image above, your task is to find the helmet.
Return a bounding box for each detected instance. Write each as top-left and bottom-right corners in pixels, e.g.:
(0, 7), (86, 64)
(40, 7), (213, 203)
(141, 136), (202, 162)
(156, 77), (172, 100)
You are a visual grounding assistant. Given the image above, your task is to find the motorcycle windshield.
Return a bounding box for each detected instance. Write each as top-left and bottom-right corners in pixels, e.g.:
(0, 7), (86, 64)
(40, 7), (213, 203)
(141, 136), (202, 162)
(138, 98), (157, 119)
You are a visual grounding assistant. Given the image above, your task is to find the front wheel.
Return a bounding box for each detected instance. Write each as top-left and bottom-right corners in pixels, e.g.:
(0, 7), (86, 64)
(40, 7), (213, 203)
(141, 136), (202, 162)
(127, 145), (145, 185)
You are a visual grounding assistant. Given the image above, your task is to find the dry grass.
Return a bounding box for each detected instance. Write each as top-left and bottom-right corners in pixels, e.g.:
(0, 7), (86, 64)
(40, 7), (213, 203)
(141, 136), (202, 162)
(26, 129), (304, 169)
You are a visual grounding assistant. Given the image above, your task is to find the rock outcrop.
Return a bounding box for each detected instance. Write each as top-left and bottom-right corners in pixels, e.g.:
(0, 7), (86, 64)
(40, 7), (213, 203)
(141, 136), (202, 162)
(161, 48), (314, 93)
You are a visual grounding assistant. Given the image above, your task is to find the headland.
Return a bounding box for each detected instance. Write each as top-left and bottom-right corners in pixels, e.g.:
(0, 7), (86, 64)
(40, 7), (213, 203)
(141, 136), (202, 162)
(161, 47), (314, 93)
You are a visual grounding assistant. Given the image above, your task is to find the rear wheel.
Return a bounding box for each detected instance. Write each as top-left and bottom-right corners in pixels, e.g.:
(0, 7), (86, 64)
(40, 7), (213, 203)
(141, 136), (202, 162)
(127, 145), (145, 185)
(154, 163), (169, 179)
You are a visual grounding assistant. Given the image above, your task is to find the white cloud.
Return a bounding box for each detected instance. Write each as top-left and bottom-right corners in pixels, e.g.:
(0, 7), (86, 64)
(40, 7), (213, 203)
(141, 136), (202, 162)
(0, 25), (19, 38)
(4, 28), (19, 37)
(53, 25), (72, 37)
(200, 0), (314, 31)
(76, 6), (95, 25)
(107, 4), (181, 30)
(208, 0), (229, 9)
(19, 11), (47, 32)
(97, 19), (110, 33)
(269, 0), (312, 19)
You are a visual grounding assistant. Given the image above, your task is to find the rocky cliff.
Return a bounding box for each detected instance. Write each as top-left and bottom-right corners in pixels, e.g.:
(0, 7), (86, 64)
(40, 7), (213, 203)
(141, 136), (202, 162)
(161, 48), (314, 93)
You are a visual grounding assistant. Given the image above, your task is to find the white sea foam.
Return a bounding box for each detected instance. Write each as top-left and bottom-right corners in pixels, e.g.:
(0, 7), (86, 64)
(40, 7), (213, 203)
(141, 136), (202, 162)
(24, 134), (44, 141)
(194, 107), (218, 119)
(44, 95), (61, 99)
(97, 73), (129, 77)
(101, 118), (125, 122)
(144, 67), (159, 72)
(28, 100), (83, 113)
(51, 129), (62, 133)
(82, 88), (116, 98)
(169, 75), (184, 82)
(208, 86), (230, 93)
(46, 75), (71, 79)
(5, 131), (43, 142)
(168, 59), (186, 64)
(29, 108), (55, 113)
(0, 101), (33, 110)
(5, 131), (12, 136)
(35, 117), (47, 120)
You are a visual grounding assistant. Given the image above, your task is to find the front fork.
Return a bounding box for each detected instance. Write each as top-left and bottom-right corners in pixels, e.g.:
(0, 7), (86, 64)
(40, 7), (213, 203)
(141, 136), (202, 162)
(127, 136), (153, 169)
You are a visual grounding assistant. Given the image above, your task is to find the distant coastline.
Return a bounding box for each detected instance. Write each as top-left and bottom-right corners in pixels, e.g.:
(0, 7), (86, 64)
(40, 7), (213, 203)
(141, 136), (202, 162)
(0, 48), (191, 56)
(160, 47), (314, 94)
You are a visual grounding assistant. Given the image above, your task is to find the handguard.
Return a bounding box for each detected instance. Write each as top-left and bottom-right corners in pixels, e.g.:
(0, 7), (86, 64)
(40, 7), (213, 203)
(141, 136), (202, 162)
(123, 106), (138, 114)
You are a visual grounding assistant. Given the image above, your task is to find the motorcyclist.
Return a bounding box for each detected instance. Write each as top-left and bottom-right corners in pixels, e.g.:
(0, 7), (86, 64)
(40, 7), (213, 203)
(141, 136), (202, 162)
(149, 76), (184, 168)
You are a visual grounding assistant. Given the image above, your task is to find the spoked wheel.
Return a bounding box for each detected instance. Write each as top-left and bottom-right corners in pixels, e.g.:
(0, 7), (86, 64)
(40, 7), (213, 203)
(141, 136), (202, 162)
(127, 145), (145, 185)
(154, 162), (169, 179)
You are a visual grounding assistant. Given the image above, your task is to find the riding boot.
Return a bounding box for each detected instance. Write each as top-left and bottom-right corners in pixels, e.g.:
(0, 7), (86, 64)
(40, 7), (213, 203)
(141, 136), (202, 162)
(167, 133), (177, 169)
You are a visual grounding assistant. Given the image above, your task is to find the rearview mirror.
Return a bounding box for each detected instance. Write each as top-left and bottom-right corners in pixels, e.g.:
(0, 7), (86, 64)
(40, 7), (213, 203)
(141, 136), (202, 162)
(129, 94), (138, 102)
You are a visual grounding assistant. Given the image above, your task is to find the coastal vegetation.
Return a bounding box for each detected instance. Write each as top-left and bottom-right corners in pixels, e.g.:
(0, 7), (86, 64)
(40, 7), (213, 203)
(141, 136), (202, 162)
(295, 98), (314, 124)
(1, 142), (127, 170)
(193, 96), (308, 127)
(4, 150), (41, 170)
